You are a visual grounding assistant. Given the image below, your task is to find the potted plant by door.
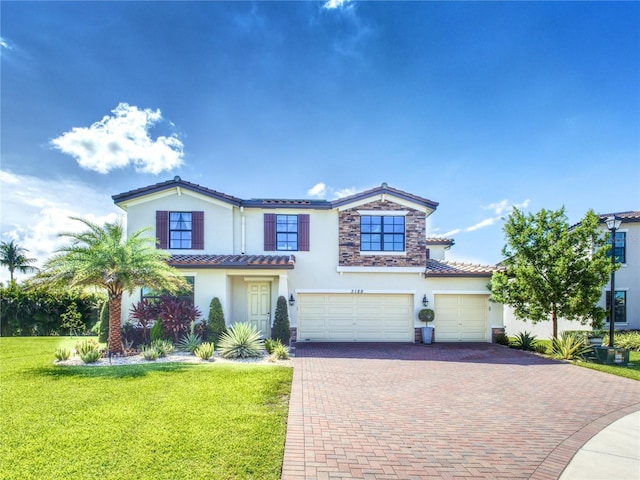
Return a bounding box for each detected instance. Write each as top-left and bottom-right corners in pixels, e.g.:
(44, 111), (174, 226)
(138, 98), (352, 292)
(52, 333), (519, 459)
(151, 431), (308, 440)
(418, 308), (435, 344)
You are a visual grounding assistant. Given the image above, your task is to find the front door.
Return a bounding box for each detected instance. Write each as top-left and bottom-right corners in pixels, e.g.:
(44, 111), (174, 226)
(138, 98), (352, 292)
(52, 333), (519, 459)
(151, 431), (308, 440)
(247, 282), (271, 337)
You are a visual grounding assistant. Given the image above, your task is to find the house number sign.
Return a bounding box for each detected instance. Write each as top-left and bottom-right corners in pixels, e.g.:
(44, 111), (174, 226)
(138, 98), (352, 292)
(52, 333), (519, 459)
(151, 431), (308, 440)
(351, 289), (364, 294)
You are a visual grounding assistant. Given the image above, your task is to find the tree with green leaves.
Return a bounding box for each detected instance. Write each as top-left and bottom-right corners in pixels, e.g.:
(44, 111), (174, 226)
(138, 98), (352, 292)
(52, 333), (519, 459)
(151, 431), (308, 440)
(0, 240), (38, 284)
(207, 297), (226, 344)
(490, 207), (615, 339)
(272, 295), (290, 344)
(33, 217), (188, 353)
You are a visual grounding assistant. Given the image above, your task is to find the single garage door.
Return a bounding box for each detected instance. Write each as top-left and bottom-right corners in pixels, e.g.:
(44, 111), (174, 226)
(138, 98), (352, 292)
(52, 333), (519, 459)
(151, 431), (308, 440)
(434, 294), (489, 342)
(297, 293), (414, 342)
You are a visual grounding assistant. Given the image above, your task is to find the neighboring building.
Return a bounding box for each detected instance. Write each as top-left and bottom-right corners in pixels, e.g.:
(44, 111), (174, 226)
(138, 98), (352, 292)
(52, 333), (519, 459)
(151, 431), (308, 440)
(599, 212), (640, 332)
(113, 177), (504, 343)
(504, 211), (640, 338)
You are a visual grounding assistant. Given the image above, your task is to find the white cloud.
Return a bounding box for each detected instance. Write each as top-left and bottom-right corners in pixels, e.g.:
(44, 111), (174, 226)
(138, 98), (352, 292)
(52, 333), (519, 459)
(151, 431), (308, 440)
(50, 102), (184, 174)
(0, 37), (11, 49)
(484, 198), (531, 215)
(0, 170), (121, 283)
(434, 198), (531, 238)
(466, 217), (497, 232)
(306, 183), (357, 200)
(307, 183), (327, 198)
(323, 0), (351, 10)
(439, 229), (462, 237)
(334, 187), (357, 199)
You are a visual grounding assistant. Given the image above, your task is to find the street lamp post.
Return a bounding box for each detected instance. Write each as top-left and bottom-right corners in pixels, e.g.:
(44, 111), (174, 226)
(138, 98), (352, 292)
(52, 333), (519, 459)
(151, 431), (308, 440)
(605, 215), (622, 348)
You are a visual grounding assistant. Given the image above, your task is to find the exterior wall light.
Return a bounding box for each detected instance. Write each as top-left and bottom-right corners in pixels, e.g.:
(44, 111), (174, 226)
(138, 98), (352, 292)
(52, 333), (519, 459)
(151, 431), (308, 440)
(422, 294), (429, 307)
(289, 294), (295, 306)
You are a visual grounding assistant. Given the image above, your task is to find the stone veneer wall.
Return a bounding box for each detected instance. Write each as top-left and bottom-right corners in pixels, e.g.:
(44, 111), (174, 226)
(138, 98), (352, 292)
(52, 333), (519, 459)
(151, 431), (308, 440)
(339, 200), (426, 267)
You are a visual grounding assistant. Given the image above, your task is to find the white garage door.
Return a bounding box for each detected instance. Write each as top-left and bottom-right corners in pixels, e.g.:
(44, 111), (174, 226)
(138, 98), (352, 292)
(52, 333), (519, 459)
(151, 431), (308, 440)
(297, 293), (414, 342)
(434, 294), (489, 342)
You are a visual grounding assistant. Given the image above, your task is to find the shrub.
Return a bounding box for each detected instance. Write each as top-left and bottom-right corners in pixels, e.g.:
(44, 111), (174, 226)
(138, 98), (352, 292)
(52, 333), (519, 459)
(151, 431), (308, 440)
(207, 297), (227, 344)
(140, 345), (160, 361)
(195, 342), (214, 360)
(265, 338), (276, 354)
(150, 319), (166, 343)
(157, 295), (201, 342)
(272, 296), (290, 345)
(418, 308), (435, 323)
(609, 331), (640, 351)
(218, 323), (264, 359)
(534, 343), (549, 354)
(60, 302), (85, 336)
(552, 332), (592, 360)
(512, 331), (538, 351)
(129, 298), (159, 344)
(79, 348), (102, 364)
(151, 339), (174, 357)
(270, 342), (290, 360)
(494, 332), (510, 346)
(75, 338), (100, 356)
(54, 347), (71, 361)
(176, 322), (202, 353)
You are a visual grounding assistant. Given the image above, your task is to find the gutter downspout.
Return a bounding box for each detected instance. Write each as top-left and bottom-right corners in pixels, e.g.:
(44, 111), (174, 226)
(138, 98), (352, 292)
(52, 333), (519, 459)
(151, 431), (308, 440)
(240, 206), (246, 254)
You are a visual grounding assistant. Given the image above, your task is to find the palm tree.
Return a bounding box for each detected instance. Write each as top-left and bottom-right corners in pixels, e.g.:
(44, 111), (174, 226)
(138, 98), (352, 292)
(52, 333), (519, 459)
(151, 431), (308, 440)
(34, 217), (188, 354)
(0, 240), (38, 284)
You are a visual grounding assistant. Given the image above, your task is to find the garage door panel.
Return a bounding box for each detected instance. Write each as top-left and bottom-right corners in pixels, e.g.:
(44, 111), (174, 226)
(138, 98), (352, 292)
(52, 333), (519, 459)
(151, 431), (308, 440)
(434, 294), (488, 342)
(298, 293), (413, 342)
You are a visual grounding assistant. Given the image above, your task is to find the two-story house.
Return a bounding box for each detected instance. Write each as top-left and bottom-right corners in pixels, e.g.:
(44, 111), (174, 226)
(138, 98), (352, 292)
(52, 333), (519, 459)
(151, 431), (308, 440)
(113, 177), (504, 343)
(600, 212), (639, 332)
(503, 211), (640, 338)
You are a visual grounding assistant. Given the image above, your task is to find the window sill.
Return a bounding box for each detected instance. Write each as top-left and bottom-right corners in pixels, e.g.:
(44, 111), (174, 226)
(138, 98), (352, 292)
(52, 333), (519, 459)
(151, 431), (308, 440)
(359, 251), (406, 256)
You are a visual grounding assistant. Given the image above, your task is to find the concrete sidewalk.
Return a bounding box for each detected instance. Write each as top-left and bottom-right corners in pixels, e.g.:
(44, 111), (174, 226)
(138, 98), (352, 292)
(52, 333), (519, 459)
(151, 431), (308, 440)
(559, 411), (640, 480)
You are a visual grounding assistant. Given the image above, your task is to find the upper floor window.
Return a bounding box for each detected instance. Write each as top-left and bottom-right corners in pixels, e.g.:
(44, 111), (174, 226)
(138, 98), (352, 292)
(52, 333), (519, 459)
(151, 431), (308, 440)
(276, 215), (298, 251)
(264, 214), (309, 251)
(170, 212), (192, 249)
(606, 232), (626, 263)
(606, 290), (627, 323)
(156, 211), (204, 250)
(360, 215), (405, 252)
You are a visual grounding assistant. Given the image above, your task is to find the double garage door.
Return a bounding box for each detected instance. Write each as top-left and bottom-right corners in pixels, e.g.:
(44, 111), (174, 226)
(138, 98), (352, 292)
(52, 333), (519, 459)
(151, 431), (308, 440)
(297, 293), (414, 342)
(434, 294), (489, 342)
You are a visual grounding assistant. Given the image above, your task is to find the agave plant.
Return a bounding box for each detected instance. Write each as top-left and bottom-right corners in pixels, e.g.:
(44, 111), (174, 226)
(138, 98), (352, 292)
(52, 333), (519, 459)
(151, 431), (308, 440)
(217, 323), (264, 359)
(151, 339), (174, 357)
(79, 349), (102, 364)
(552, 332), (592, 360)
(54, 347), (71, 361)
(270, 342), (290, 360)
(140, 345), (160, 361)
(176, 321), (203, 353)
(194, 342), (214, 360)
(511, 331), (538, 351)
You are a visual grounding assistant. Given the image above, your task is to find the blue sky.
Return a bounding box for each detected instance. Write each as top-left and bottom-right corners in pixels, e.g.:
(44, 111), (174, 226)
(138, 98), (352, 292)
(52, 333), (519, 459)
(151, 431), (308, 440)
(1, 1), (639, 283)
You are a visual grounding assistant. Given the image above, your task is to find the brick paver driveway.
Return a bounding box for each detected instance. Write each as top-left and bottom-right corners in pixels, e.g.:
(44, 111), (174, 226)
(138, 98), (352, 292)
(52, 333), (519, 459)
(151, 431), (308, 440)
(281, 343), (640, 480)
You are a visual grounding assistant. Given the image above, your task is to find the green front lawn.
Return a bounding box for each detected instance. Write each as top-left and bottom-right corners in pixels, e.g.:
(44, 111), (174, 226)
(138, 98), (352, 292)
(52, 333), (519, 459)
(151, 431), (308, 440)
(0, 337), (293, 480)
(510, 338), (640, 381)
(575, 350), (640, 381)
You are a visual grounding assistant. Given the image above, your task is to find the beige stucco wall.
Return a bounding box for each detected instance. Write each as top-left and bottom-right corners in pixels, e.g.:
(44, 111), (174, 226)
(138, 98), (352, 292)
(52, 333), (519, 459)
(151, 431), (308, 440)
(124, 190), (235, 254)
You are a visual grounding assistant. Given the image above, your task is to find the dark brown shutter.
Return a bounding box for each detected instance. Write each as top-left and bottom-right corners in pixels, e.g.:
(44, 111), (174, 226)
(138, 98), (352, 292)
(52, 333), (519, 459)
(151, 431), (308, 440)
(192, 211), (204, 250)
(264, 214), (276, 251)
(298, 214), (310, 251)
(156, 211), (168, 249)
